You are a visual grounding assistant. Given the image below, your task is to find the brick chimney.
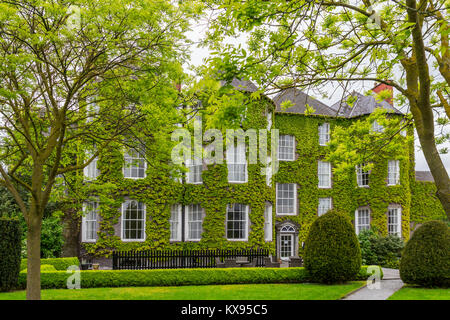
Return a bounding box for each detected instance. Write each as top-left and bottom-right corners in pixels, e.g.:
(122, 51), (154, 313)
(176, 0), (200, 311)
(371, 82), (393, 106)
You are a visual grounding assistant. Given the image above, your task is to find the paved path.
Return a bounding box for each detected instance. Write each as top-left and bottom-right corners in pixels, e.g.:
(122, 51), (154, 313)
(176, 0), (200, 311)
(342, 268), (404, 300)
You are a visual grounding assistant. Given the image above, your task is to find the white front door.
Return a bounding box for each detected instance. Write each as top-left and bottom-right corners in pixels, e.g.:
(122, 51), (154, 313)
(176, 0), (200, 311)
(280, 234), (293, 260)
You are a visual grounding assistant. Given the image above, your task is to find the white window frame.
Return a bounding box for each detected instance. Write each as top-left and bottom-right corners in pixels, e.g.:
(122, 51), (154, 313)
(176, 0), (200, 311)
(355, 208), (371, 235)
(318, 197), (332, 216)
(387, 206), (402, 237)
(356, 163), (370, 187)
(226, 204), (249, 241)
(123, 146), (146, 179)
(121, 200), (146, 242)
(276, 183), (297, 216)
(318, 161), (332, 188)
(278, 135), (295, 161)
(185, 204), (204, 241)
(186, 158), (203, 184)
(318, 123), (330, 146)
(227, 143), (247, 183)
(84, 155), (99, 181)
(82, 201), (99, 242)
(264, 204), (273, 242)
(387, 160), (400, 186)
(169, 204), (182, 242)
(372, 120), (384, 133)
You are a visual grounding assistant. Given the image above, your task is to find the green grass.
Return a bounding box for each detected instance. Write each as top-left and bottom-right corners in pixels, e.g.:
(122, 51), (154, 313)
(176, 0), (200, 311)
(388, 286), (450, 300)
(0, 282), (365, 300)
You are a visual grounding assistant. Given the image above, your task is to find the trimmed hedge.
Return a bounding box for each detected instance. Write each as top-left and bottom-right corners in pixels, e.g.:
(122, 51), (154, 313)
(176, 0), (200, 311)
(16, 265), (382, 290)
(0, 217), (22, 292)
(21, 264), (57, 273)
(20, 257), (79, 271)
(304, 210), (362, 284)
(400, 220), (450, 287)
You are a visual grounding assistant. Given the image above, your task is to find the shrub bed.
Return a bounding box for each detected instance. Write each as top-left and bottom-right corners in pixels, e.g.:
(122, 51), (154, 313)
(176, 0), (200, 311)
(20, 257), (79, 271)
(358, 229), (404, 268)
(0, 217), (22, 292)
(16, 265), (382, 290)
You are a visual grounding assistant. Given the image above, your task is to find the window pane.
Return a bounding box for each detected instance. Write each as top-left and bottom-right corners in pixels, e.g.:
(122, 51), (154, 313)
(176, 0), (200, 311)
(276, 183), (296, 215)
(122, 200), (145, 240)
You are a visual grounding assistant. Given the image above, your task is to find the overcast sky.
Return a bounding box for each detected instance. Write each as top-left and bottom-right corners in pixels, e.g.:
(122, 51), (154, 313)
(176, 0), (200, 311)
(184, 26), (450, 174)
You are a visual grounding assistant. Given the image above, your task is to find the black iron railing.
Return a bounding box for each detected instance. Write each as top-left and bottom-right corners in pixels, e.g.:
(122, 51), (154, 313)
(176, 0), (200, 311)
(112, 248), (269, 270)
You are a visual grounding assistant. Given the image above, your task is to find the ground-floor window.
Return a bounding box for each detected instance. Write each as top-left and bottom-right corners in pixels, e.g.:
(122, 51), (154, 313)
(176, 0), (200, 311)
(226, 203), (248, 241)
(387, 206), (402, 237)
(121, 200), (146, 241)
(186, 204), (203, 241)
(170, 204), (182, 241)
(355, 208), (370, 235)
(82, 201), (98, 242)
(264, 204), (273, 241)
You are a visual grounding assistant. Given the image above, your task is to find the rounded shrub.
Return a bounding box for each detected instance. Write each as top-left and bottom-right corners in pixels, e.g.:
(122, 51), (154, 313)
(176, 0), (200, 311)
(400, 220), (450, 287)
(0, 217), (22, 291)
(304, 209), (361, 284)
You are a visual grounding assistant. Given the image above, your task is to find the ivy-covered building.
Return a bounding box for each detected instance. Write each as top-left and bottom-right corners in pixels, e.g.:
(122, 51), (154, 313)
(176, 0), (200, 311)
(78, 80), (445, 267)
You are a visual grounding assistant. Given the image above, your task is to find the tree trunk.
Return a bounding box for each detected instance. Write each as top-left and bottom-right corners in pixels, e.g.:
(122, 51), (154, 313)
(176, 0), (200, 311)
(61, 207), (81, 258)
(26, 215), (42, 300)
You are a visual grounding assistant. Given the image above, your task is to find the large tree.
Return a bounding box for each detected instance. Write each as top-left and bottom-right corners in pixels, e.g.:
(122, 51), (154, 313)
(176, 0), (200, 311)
(203, 0), (450, 216)
(0, 0), (196, 299)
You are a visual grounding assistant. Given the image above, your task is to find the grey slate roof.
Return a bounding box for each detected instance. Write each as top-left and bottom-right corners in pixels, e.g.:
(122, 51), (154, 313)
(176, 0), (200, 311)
(273, 88), (337, 116)
(329, 91), (403, 117)
(415, 171), (435, 182)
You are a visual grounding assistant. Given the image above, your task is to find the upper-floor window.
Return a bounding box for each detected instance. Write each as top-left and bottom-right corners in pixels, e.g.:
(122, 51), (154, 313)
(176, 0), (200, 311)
(186, 158), (203, 184)
(185, 204), (203, 241)
(355, 208), (370, 235)
(371, 120), (384, 133)
(318, 123), (330, 146)
(318, 197), (332, 216)
(84, 155), (99, 181)
(387, 160), (400, 185)
(318, 161), (332, 188)
(387, 206), (402, 237)
(356, 163), (370, 187)
(264, 204), (273, 242)
(276, 183), (297, 215)
(121, 200), (146, 241)
(278, 135), (295, 161)
(226, 203), (249, 241)
(227, 143), (247, 183)
(170, 204), (182, 241)
(82, 201), (98, 242)
(123, 146), (146, 179)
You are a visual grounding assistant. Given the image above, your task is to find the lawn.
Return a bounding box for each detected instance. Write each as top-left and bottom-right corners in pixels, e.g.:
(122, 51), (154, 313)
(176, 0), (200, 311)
(388, 286), (450, 300)
(0, 282), (365, 300)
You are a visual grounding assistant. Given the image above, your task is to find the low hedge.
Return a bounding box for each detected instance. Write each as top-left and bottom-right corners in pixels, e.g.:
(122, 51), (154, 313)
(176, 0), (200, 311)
(20, 257), (79, 271)
(17, 265), (382, 290)
(21, 264), (57, 273)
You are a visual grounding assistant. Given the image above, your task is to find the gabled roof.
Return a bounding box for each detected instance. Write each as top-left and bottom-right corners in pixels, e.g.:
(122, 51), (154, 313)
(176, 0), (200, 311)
(329, 91), (403, 118)
(415, 171), (435, 182)
(221, 78), (259, 93)
(273, 88), (337, 116)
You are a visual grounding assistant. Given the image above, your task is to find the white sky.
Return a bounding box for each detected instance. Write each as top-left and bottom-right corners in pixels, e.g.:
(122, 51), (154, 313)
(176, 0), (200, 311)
(184, 26), (450, 174)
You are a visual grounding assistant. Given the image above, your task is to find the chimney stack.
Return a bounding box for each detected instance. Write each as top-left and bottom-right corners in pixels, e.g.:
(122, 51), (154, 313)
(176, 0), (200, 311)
(371, 81), (393, 106)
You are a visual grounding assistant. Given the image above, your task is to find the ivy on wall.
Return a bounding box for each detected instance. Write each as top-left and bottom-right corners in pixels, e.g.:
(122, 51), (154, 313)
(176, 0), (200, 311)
(78, 92), (443, 259)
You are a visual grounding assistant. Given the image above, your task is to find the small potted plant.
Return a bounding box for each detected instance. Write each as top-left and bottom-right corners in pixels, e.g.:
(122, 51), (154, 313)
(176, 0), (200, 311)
(92, 263), (100, 270)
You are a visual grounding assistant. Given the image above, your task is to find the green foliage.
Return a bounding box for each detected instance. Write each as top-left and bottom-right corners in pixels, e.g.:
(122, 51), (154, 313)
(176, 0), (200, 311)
(39, 216), (64, 258)
(400, 221), (450, 288)
(411, 181), (446, 224)
(16, 265), (379, 289)
(21, 264), (57, 273)
(20, 257), (79, 271)
(0, 217), (22, 292)
(358, 229), (404, 268)
(304, 210), (362, 284)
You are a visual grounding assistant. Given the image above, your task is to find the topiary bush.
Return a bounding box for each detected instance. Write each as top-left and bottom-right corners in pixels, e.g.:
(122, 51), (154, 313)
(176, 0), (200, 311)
(0, 217), (22, 291)
(304, 209), (362, 284)
(400, 220), (450, 287)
